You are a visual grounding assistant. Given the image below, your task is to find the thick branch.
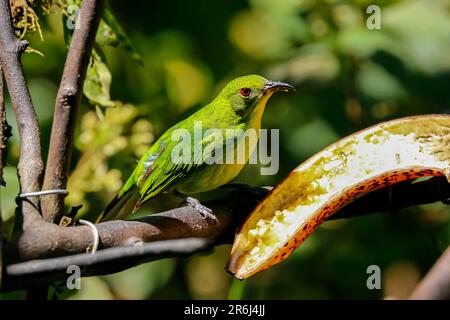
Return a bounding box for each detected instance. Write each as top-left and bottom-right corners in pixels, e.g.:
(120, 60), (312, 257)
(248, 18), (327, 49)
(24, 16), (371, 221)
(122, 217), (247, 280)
(0, 0), (43, 221)
(1, 177), (449, 292)
(409, 246), (450, 300)
(5, 187), (259, 262)
(42, 0), (105, 223)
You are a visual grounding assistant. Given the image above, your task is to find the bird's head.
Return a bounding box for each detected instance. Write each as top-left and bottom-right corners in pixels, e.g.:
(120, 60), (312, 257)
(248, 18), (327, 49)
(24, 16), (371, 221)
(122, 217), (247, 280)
(218, 75), (295, 118)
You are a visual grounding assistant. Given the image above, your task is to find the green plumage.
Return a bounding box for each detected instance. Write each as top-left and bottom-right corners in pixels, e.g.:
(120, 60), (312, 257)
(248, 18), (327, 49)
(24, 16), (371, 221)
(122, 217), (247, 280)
(97, 75), (293, 222)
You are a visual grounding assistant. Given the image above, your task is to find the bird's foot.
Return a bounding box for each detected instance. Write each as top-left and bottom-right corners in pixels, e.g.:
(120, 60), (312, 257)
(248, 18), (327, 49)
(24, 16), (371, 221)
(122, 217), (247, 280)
(182, 196), (217, 224)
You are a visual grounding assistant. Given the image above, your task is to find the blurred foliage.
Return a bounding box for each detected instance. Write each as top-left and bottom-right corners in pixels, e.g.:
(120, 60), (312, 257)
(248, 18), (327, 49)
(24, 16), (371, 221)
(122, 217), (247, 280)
(1, 0), (450, 300)
(66, 103), (153, 214)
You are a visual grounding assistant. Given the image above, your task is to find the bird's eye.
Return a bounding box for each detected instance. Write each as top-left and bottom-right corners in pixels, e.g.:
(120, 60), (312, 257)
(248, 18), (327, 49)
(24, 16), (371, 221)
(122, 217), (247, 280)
(240, 88), (251, 97)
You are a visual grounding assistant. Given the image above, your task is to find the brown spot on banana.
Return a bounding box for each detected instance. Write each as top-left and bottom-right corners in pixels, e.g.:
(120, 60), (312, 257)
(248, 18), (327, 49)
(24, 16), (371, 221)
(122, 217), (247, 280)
(227, 114), (450, 280)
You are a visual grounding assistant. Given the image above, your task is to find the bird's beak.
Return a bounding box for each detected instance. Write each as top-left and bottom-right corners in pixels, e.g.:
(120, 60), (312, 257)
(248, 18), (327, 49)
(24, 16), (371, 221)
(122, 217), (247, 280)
(263, 81), (295, 93)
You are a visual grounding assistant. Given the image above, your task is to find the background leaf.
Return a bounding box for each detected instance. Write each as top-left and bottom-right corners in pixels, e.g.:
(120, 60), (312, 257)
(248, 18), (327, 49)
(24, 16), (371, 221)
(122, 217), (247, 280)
(101, 7), (143, 65)
(83, 51), (115, 108)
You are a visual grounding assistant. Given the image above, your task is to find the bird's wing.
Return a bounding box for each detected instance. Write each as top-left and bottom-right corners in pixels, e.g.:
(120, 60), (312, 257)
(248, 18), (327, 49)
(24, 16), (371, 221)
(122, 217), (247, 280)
(96, 138), (167, 222)
(136, 125), (244, 206)
(118, 137), (166, 198)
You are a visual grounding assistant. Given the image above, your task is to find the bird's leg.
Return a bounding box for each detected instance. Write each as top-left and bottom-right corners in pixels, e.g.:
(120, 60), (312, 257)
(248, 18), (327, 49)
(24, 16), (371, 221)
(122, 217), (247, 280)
(172, 191), (217, 224)
(184, 197), (217, 224)
(221, 182), (270, 197)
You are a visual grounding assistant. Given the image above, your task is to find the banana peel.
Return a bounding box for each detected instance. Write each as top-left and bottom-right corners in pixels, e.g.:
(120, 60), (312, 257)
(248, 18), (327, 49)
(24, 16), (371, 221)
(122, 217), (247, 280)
(227, 115), (450, 279)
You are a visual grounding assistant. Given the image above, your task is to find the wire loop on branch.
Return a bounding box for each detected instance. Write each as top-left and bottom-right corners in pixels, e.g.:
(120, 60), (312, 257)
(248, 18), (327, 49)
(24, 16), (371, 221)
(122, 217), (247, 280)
(19, 189), (68, 199)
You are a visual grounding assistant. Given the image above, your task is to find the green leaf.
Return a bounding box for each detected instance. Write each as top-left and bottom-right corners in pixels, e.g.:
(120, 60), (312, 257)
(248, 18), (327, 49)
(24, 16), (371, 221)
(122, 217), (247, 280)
(83, 51), (115, 108)
(383, 0), (450, 74)
(101, 7), (143, 65)
(62, 0), (82, 47)
(96, 20), (120, 48)
(62, 12), (73, 47)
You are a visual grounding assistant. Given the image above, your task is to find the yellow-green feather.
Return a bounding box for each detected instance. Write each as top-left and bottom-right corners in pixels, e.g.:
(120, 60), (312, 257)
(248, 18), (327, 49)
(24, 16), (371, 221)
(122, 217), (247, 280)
(98, 75), (275, 222)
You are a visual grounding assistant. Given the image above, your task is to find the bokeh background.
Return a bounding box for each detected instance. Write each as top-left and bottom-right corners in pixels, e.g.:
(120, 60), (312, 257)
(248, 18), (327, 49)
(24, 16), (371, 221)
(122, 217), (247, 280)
(1, 0), (450, 299)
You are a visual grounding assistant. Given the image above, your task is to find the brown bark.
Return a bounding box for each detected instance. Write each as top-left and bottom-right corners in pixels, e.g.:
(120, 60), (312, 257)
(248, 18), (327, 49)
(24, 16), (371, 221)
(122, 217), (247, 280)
(42, 0), (105, 223)
(0, 0), (44, 225)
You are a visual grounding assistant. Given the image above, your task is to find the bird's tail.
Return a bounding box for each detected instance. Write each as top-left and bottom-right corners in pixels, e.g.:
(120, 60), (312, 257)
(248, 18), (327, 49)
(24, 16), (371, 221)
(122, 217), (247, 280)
(96, 188), (136, 223)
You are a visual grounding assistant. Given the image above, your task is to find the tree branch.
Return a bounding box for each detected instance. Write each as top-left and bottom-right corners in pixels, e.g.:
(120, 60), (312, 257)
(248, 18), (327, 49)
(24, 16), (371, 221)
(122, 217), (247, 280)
(3, 238), (212, 291)
(0, 63), (11, 186)
(1, 177), (448, 291)
(0, 62), (6, 290)
(5, 187), (259, 262)
(42, 0), (105, 223)
(409, 246), (450, 300)
(0, 0), (44, 223)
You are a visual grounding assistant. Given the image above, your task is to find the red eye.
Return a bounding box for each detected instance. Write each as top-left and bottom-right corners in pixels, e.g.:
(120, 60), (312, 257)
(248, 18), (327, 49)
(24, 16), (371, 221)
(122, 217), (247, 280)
(240, 88), (251, 97)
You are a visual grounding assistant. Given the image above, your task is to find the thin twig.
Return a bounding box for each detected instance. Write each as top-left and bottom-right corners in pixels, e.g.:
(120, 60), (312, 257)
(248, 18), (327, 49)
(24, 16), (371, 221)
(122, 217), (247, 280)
(409, 246), (450, 300)
(42, 0), (105, 223)
(4, 238), (212, 291)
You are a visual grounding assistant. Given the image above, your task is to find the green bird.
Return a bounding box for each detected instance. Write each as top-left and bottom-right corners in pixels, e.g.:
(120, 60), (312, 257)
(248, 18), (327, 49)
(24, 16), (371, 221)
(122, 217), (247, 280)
(97, 75), (294, 223)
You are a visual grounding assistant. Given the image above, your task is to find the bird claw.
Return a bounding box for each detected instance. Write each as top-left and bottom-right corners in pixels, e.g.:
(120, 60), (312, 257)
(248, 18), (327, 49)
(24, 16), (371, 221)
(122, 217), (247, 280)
(183, 197), (217, 224)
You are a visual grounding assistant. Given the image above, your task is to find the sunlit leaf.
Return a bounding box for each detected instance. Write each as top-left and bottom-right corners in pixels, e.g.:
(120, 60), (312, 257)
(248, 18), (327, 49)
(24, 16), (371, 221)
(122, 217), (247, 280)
(83, 51), (115, 108)
(228, 115), (450, 279)
(1, 167), (19, 222)
(96, 20), (119, 47)
(268, 46), (340, 85)
(229, 0), (307, 60)
(357, 62), (407, 100)
(383, 0), (450, 74)
(337, 28), (397, 58)
(165, 60), (211, 113)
